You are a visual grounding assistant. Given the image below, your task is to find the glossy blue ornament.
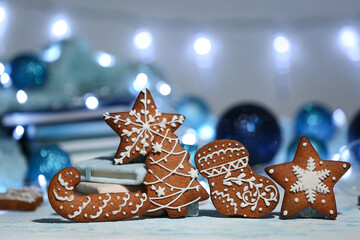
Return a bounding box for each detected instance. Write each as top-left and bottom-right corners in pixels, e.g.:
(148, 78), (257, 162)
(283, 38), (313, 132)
(287, 137), (328, 163)
(10, 54), (47, 90)
(295, 103), (334, 141)
(181, 144), (200, 167)
(216, 103), (281, 165)
(28, 145), (72, 182)
(176, 97), (210, 129)
(349, 109), (360, 161)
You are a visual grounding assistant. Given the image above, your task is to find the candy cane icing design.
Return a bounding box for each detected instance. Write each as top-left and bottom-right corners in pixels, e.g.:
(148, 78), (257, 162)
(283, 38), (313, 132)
(48, 167), (150, 222)
(195, 139), (279, 218)
(143, 129), (209, 218)
(103, 89), (185, 165)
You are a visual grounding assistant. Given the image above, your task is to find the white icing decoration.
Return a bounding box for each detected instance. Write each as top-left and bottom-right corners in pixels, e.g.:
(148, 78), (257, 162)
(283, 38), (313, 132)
(60, 206), (63, 209)
(131, 193), (148, 214)
(143, 129), (203, 213)
(290, 157), (330, 204)
(53, 189), (74, 202)
(330, 210), (334, 215)
(197, 147), (245, 164)
(104, 90), (184, 164)
(112, 193), (130, 215)
(200, 156), (249, 178)
(152, 142), (163, 153)
(188, 169), (198, 179)
(212, 190), (238, 214)
(58, 173), (74, 191)
(68, 196), (91, 219)
(90, 193), (111, 219)
(155, 186), (166, 197)
(259, 208), (263, 212)
(269, 169), (274, 174)
(320, 161), (323, 165)
(283, 210), (288, 216)
(303, 142), (307, 147)
(343, 164), (347, 169)
(332, 177), (336, 181)
(294, 198), (299, 203)
(321, 199), (326, 204)
(284, 178), (288, 183)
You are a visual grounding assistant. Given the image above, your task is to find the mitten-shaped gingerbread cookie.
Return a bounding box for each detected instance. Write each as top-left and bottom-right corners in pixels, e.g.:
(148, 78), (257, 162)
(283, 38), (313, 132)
(48, 167), (150, 222)
(144, 129), (209, 218)
(195, 139), (279, 218)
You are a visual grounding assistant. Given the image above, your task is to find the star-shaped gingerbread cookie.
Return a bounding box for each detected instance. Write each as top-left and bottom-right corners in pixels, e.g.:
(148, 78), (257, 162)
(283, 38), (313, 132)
(103, 89), (185, 164)
(265, 136), (351, 219)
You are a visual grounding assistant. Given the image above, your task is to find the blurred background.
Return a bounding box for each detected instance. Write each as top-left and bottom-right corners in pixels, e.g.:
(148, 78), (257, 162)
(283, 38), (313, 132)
(1, 0), (360, 192)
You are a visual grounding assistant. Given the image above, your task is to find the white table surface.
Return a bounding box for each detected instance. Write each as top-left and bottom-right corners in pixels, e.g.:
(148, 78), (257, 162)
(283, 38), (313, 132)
(1, 180), (359, 240)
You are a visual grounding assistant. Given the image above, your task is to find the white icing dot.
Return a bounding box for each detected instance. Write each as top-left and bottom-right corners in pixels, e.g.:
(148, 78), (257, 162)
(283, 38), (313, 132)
(222, 200), (225, 203)
(198, 154), (201, 157)
(320, 161), (323, 165)
(98, 196), (101, 200)
(208, 148), (211, 151)
(126, 139), (129, 142)
(213, 160), (216, 163)
(221, 157), (224, 160)
(222, 144), (225, 147)
(228, 143), (231, 146)
(240, 169), (244, 172)
(65, 192), (67, 195)
(226, 205), (229, 208)
(84, 214), (87, 217)
(215, 145), (217, 149)
(269, 169), (274, 174)
(70, 205), (73, 208)
(106, 213), (109, 217)
(266, 180), (269, 183)
(214, 196), (217, 199)
(244, 214), (247, 217)
(59, 206), (63, 209)
(330, 210), (334, 215)
(117, 196), (120, 200)
(236, 143), (239, 146)
(321, 199), (326, 204)
(111, 202), (113, 205)
(211, 182), (215, 187)
(237, 153), (240, 156)
(284, 178), (288, 183)
(93, 206), (95, 209)
(123, 212), (126, 215)
(58, 188), (60, 191)
(294, 198), (299, 203)
(343, 164), (347, 169)
(332, 177), (336, 181)
(135, 193), (139, 197)
(283, 210), (288, 216)
(129, 202), (133, 206)
(203, 151), (205, 154)
(229, 155), (232, 158)
(259, 208), (263, 212)
(75, 175), (79, 179)
(302, 142), (307, 147)
(242, 152), (245, 154)
(207, 162), (210, 165)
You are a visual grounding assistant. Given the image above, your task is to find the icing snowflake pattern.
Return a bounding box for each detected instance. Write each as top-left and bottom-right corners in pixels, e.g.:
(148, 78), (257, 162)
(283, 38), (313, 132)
(290, 157), (330, 204)
(103, 89), (185, 164)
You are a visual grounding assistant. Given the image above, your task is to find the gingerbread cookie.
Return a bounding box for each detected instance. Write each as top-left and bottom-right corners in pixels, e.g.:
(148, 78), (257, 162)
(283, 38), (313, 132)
(195, 139), (279, 218)
(144, 129), (209, 218)
(103, 89), (185, 165)
(0, 187), (43, 211)
(265, 136), (351, 219)
(48, 167), (150, 222)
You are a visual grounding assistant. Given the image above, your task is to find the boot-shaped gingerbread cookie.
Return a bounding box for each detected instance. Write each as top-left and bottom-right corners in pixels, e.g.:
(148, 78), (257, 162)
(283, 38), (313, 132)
(195, 139), (279, 218)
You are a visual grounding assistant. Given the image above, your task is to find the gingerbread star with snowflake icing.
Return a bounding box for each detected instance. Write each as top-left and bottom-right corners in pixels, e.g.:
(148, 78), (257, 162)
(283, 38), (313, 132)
(265, 136), (351, 219)
(103, 89), (185, 164)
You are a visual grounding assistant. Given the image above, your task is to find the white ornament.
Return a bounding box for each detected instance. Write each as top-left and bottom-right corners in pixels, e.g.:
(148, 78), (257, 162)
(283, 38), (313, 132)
(152, 142), (163, 153)
(188, 169), (199, 179)
(155, 186), (166, 197)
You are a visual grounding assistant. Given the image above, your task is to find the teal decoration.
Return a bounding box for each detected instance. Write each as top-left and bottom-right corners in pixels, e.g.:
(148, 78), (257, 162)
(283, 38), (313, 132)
(10, 54), (47, 90)
(295, 103), (334, 141)
(28, 145), (72, 182)
(287, 137), (328, 162)
(176, 97), (210, 129)
(349, 109), (360, 161)
(181, 144), (200, 167)
(0, 131), (28, 193)
(216, 103), (281, 165)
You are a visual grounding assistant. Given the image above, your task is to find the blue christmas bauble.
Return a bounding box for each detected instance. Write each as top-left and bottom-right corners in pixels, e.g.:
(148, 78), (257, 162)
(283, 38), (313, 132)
(28, 145), (72, 182)
(176, 97), (210, 129)
(349, 109), (360, 161)
(181, 144), (200, 167)
(216, 103), (281, 165)
(10, 54), (47, 90)
(287, 137), (328, 162)
(295, 103), (334, 141)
